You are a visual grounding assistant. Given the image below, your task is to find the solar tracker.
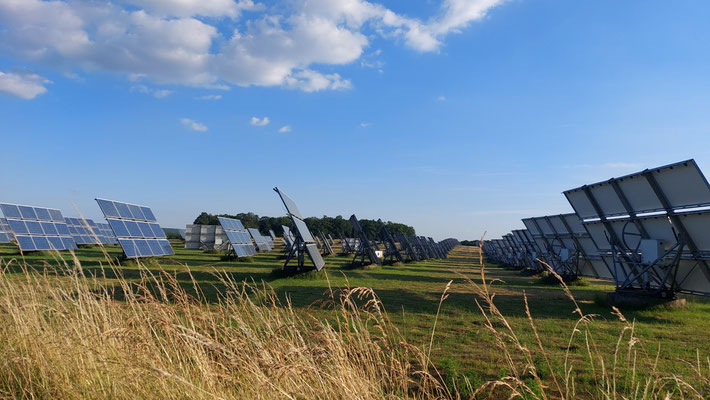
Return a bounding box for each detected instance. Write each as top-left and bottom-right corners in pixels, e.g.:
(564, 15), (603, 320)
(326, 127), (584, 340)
(418, 236), (438, 259)
(318, 231), (334, 255)
(0, 218), (14, 243)
(248, 228), (273, 251)
(273, 187), (325, 271)
(0, 203), (76, 251)
(282, 225), (295, 250)
(95, 198), (173, 258)
(381, 226), (404, 264)
(338, 232), (352, 254)
(65, 217), (114, 245)
(274, 188), (302, 219)
(218, 217), (257, 257)
(91, 221), (119, 244)
(269, 229), (277, 241)
(395, 232), (418, 261)
(349, 215), (381, 266)
(409, 236), (428, 260)
(563, 159), (710, 297)
(184, 224), (229, 250)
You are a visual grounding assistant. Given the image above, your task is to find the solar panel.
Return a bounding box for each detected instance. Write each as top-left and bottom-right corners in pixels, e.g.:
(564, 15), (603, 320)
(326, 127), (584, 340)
(95, 198), (173, 258)
(64, 217), (117, 245)
(563, 159), (710, 297)
(269, 229), (277, 241)
(248, 228), (273, 251)
(218, 217), (257, 257)
(282, 225), (294, 249)
(274, 187), (302, 219)
(184, 224), (229, 250)
(273, 187), (325, 271)
(0, 203), (76, 251)
(95, 222), (118, 244)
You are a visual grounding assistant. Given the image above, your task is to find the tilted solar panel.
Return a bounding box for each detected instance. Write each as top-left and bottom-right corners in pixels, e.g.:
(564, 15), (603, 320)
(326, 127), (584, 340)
(248, 228), (273, 251)
(562, 159), (710, 297)
(96, 198), (173, 258)
(218, 217), (257, 257)
(273, 187), (324, 271)
(65, 217), (113, 245)
(273, 187), (302, 219)
(0, 203), (76, 251)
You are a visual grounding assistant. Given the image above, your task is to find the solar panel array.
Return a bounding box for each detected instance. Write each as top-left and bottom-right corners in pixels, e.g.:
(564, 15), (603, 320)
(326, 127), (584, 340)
(484, 159), (710, 298)
(96, 198), (173, 258)
(274, 187), (325, 271)
(218, 217), (257, 257)
(0, 218), (13, 243)
(248, 228), (273, 251)
(65, 217), (118, 245)
(0, 203), (76, 251)
(184, 224), (229, 250)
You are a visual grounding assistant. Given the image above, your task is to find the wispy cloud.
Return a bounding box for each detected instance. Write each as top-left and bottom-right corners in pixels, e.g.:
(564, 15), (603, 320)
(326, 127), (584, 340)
(278, 125), (291, 133)
(132, 84), (173, 99)
(250, 116), (270, 126)
(195, 94), (222, 100)
(360, 122), (371, 127)
(0, 71), (51, 99)
(180, 117), (207, 132)
(437, 95), (446, 101)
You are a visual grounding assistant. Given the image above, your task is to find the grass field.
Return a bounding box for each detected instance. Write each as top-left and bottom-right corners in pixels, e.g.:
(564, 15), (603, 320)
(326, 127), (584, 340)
(1, 240), (709, 398)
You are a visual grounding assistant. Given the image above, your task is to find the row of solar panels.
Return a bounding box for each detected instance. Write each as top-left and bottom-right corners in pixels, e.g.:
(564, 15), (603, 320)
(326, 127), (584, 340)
(0, 199), (172, 258)
(1, 189), (459, 269)
(0, 214), (117, 250)
(483, 159), (710, 297)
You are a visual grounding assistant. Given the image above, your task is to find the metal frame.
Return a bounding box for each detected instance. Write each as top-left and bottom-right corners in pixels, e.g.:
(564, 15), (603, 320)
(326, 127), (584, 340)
(564, 159), (710, 297)
(274, 188), (325, 272)
(381, 226), (404, 264)
(349, 215), (381, 266)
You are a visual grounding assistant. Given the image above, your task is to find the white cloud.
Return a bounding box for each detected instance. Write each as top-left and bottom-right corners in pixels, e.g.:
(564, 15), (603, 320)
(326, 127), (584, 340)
(127, 0), (261, 18)
(131, 84), (173, 98)
(0, 0), (505, 91)
(195, 94), (222, 100)
(250, 116), (270, 126)
(0, 71), (50, 99)
(360, 122), (370, 127)
(180, 117), (208, 132)
(283, 70), (352, 92)
(437, 95), (446, 101)
(278, 125), (291, 133)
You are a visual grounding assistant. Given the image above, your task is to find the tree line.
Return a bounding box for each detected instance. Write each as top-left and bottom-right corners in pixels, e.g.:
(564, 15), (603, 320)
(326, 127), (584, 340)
(192, 212), (416, 240)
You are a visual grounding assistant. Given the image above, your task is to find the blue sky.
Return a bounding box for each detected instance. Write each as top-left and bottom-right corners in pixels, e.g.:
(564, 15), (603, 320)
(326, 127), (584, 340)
(1, 0), (710, 240)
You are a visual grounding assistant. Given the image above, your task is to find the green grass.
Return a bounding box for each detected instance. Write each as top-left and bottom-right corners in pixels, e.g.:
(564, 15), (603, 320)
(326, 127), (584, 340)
(2, 241), (709, 397)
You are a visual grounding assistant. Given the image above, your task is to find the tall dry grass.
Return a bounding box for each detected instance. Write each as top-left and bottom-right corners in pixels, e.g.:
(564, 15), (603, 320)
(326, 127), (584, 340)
(0, 255), (446, 399)
(0, 245), (708, 399)
(466, 242), (710, 399)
